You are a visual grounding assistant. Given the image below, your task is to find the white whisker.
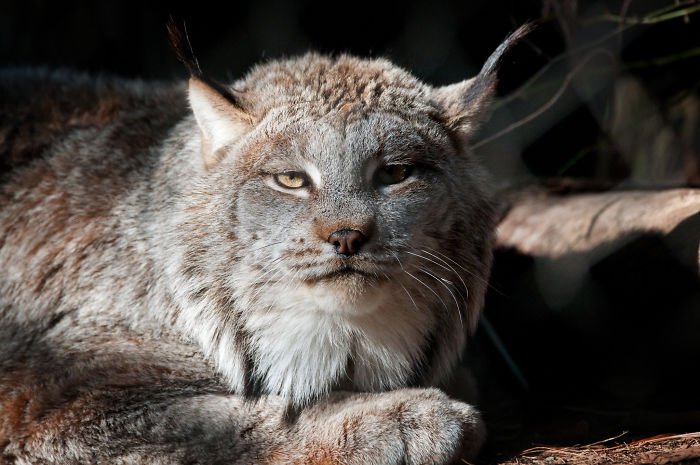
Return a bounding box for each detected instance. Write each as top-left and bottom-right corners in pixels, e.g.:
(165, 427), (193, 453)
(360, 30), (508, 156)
(405, 250), (452, 273)
(388, 250), (450, 318)
(249, 240), (285, 253)
(422, 245), (491, 289)
(417, 248), (470, 303)
(398, 282), (420, 314)
(252, 256), (285, 282)
(247, 257), (286, 304)
(264, 267), (301, 314)
(417, 266), (464, 330)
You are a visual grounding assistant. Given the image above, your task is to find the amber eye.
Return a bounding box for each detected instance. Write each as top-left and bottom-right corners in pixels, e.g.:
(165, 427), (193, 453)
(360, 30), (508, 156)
(274, 171), (310, 189)
(376, 164), (413, 186)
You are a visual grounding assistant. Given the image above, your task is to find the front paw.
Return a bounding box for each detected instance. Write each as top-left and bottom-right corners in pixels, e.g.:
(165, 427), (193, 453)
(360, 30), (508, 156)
(390, 388), (485, 463)
(296, 388), (485, 465)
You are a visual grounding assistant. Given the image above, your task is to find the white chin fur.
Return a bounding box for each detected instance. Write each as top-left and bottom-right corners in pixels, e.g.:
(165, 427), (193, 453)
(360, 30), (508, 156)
(295, 278), (391, 315)
(237, 278), (436, 406)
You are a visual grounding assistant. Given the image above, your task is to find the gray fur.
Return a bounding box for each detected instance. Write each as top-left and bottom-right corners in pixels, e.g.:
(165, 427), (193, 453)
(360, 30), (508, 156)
(0, 27), (526, 464)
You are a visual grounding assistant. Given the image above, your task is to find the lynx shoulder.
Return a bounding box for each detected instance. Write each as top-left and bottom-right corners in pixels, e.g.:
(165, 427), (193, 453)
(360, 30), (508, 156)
(0, 26), (530, 465)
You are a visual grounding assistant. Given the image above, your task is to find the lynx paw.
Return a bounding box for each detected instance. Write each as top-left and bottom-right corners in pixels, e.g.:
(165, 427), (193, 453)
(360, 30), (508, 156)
(298, 388), (485, 465)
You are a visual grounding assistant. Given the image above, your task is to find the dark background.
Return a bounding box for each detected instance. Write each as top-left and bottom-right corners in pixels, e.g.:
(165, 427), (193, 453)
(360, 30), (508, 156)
(3, 0), (698, 185)
(3, 1), (700, 462)
(2, 0), (542, 82)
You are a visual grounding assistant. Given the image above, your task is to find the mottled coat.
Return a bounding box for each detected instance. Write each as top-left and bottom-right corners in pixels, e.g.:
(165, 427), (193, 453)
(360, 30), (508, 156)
(0, 26), (528, 465)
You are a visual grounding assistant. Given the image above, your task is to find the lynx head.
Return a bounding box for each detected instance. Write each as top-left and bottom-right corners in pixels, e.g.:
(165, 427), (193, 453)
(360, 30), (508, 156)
(160, 25), (530, 405)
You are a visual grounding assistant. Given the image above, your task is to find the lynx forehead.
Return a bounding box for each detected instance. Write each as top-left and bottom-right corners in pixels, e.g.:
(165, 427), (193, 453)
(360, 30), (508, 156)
(236, 54), (435, 116)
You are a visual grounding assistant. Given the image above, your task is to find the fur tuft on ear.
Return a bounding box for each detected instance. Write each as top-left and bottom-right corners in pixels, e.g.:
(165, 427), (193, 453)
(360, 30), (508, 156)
(166, 19), (203, 78)
(433, 23), (535, 135)
(167, 20), (255, 167)
(188, 78), (255, 168)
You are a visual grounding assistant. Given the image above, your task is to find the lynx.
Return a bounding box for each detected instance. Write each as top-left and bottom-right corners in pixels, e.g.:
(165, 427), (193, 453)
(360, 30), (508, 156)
(0, 25), (529, 465)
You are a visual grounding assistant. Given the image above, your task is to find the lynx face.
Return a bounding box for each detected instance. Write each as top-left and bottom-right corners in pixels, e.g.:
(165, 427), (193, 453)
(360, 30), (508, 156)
(157, 54), (501, 405)
(235, 110), (462, 306)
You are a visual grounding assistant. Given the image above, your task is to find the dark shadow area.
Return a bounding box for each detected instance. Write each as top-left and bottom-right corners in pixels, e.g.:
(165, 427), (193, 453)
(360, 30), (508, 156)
(474, 211), (700, 462)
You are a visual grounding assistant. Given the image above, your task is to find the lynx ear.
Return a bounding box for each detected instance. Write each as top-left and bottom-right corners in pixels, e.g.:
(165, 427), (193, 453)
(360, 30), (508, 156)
(433, 24), (534, 135)
(166, 20), (254, 167)
(188, 78), (255, 167)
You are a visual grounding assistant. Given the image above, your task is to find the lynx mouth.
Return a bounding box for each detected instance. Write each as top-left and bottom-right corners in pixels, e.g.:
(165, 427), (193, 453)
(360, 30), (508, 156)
(304, 265), (382, 285)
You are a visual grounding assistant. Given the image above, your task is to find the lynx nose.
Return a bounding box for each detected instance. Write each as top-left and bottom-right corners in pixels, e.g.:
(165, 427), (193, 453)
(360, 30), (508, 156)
(328, 229), (367, 256)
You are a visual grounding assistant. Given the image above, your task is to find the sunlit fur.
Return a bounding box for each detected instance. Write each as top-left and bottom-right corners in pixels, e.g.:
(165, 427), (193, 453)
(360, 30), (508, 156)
(154, 63), (498, 405)
(0, 26), (528, 463)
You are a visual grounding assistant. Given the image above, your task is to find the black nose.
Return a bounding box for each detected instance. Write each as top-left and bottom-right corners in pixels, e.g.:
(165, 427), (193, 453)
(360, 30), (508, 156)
(328, 229), (367, 256)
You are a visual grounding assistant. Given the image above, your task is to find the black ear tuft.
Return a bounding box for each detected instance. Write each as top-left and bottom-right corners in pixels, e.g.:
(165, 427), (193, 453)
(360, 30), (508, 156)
(166, 18), (243, 109)
(432, 23), (537, 134)
(166, 18), (203, 78)
(479, 22), (538, 80)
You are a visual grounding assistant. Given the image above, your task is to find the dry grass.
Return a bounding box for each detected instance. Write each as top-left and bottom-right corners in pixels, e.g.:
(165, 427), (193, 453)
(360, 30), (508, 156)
(489, 432), (700, 465)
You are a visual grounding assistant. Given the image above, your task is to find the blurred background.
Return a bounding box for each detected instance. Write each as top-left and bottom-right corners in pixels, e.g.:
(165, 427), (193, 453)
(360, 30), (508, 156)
(2, 0), (699, 188)
(2, 0), (699, 462)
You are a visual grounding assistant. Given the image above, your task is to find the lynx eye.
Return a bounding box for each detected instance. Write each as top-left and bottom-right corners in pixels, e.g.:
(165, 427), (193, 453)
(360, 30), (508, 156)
(274, 171), (310, 189)
(376, 164), (413, 186)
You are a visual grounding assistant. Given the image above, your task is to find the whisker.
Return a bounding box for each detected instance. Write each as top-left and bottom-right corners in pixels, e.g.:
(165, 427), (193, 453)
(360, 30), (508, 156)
(250, 256), (286, 288)
(247, 257), (286, 304)
(379, 270), (394, 286)
(378, 260), (420, 314)
(389, 250), (450, 318)
(251, 256), (285, 280)
(392, 247), (471, 305)
(422, 245), (502, 295)
(406, 250), (452, 274)
(264, 267), (301, 314)
(416, 249), (470, 303)
(420, 246), (472, 275)
(249, 266), (284, 304)
(417, 266), (464, 330)
(421, 247), (506, 336)
(249, 240), (285, 253)
(398, 281), (420, 314)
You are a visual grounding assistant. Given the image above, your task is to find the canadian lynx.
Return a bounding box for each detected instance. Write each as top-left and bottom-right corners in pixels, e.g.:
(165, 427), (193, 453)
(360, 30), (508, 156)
(0, 25), (529, 464)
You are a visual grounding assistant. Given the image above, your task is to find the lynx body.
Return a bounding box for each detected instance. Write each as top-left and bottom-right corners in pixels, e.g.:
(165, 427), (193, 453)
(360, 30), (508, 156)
(0, 27), (527, 464)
